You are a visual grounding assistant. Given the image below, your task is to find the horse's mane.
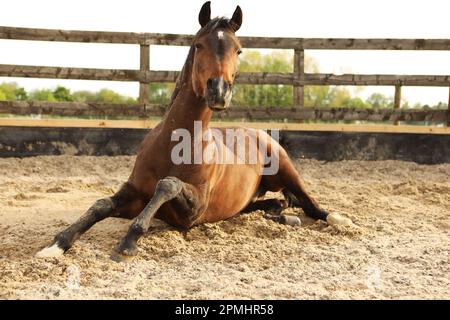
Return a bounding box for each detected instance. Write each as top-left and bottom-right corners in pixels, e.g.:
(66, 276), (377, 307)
(168, 17), (234, 107)
(168, 45), (195, 106)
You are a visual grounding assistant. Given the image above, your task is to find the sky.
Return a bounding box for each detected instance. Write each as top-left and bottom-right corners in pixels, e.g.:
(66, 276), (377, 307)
(1, 0), (450, 105)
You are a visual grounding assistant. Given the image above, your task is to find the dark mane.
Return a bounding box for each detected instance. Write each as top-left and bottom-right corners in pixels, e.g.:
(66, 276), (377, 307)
(168, 45), (195, 107)
(168, 17), (233, 107)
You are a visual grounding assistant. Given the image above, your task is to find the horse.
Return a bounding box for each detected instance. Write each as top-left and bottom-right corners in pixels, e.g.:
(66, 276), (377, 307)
(36, 1), (353, 260)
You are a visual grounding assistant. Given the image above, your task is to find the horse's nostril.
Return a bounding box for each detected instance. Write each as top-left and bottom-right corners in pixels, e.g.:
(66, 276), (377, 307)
(206, 78), (230, 97)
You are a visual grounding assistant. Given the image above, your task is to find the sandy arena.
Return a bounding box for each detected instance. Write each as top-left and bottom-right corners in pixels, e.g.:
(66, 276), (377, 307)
(0, 155), (449, 299)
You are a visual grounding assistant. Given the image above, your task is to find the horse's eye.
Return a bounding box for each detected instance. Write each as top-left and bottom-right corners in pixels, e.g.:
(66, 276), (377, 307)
(237, 48), (242, 55)
(195, 43), (203, 50)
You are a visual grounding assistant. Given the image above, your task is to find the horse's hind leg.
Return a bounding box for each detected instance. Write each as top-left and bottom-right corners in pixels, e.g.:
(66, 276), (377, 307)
(36, 183), (139, 258)
(241, 198), (301, 226)
(274, 154), (329, 221)
(114, 176), (202, 259)
(241, 198), (287, 215)
(274, 153), (354, 226)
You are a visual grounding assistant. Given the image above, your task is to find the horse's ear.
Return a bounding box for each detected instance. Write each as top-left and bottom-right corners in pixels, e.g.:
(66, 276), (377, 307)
(230, 5), (242, 32)
(199, 1), (211, 27)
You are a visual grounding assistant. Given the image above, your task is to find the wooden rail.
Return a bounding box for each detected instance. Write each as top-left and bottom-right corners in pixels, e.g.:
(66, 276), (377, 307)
(2, 27), (450, 50)
(0, 118), (449, 135)
(0, 26), (450, 126)
(2, 65), (449, 87)
(0, 101), (447, 123)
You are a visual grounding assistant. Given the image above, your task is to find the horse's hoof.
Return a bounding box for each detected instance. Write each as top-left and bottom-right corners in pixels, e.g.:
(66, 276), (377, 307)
(36, 242), (65, 258)
(281, 215), (302, 227)
(326, 213), (355, 227)
(110, 251), (135, 263)
(112, 241), (138, 262)
(264, 213), (301, 227)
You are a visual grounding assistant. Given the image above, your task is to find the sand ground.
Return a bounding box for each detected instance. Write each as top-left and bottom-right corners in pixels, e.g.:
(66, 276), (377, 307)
(0, 155), (449, 299)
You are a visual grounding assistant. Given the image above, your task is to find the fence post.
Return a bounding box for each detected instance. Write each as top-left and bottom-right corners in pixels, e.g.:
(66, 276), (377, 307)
(394, 85), (402, 125)
(139, 44), (150, 107)
(447, 87), (450, 126)
(293, 49), (304, 107)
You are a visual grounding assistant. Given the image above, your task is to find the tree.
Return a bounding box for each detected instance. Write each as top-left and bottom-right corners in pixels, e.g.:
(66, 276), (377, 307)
(433, 102), (447, 109)
(0, 82), (21, 100)
(53, 86), (73, 102)
(72, 90), (97, 103)
(233, 51), (297, 107)
(29, 89), (56, 102)
(72, 89), (137, 104)
(345, 97), (371, 108)
(304, 86), (328, 107)
(15, 87), (28, 101)
(93, 89), (136, 104)
(150, 83), (175, 104)
(366, 93), (393, 108)
(233, 50), (363, 108)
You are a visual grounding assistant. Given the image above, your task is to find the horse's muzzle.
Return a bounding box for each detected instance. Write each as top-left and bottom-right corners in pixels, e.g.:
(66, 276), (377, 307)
(205, 77), (232, 111)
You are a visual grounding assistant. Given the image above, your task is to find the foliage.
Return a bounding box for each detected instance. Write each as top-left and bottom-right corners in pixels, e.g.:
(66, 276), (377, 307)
(72, 90), (98, 103)
(15, 87), (28, 101)
(93, 89), (136, 104)
(53, 86), (74, 102)
(366, 92), (394, 108)
(150, 83), (175, 104)
(0, 82), (28, 101)
(29, 89), (57, 102)
(234, 51), (382, 109)
(233, 51), (294, 107)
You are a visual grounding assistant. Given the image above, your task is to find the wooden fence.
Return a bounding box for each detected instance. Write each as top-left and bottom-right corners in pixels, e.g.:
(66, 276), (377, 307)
(0, 26), (449, 125)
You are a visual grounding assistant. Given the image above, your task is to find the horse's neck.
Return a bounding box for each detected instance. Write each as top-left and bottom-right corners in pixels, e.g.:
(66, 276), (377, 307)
(162, 81), (212, 135)
(161, 45), (212, 136)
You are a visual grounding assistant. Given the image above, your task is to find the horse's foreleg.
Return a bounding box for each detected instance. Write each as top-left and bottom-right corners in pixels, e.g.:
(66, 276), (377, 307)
(36, 198), (117, 258)
(36, 183), (137, 258)
(114, 176), (200, 258)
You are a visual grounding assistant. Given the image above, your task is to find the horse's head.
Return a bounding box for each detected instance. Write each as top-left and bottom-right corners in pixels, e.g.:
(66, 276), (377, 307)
(191, 1), (243, 111)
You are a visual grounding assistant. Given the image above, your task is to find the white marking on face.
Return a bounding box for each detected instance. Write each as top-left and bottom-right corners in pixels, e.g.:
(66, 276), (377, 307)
(217, 31), (224, 40)
(36, 242), (64, 258)
(217, 77), (224, 97)
(224, 87), (233, 106)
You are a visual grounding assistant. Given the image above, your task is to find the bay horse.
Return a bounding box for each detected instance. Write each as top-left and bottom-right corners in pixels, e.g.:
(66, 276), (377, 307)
(37, 2), (353, 260)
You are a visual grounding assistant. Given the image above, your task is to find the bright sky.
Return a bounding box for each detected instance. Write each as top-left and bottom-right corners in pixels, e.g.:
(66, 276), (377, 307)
(1, 0), (450, 105)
